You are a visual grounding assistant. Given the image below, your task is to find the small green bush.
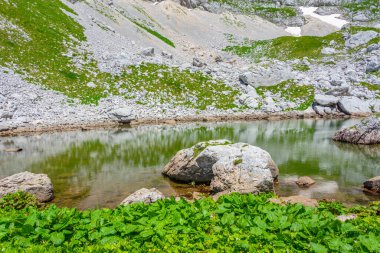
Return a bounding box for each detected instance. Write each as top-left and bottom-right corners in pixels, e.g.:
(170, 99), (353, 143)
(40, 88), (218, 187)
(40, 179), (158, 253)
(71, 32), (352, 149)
(0, 191), (42, 210)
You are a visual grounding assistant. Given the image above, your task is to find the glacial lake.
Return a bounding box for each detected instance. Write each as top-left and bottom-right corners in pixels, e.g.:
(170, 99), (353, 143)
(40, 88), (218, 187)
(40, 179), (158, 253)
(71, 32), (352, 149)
(1, 119), (380, 209)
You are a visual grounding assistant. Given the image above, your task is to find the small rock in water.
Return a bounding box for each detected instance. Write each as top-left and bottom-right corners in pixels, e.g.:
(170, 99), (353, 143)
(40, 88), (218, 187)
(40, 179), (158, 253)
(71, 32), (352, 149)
(296, 176), (316, 188)
(3, 148), (23, 152)
(121, 188), (165, 205)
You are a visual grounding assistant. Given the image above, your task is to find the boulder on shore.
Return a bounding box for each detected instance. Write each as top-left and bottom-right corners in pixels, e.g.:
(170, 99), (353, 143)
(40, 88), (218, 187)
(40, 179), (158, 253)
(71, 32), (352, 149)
(363, 176), (380, 193)
(121, 188), (165, 205)
(333, 117), (380, 145)
(0, 171), (54, 202)
(162, 140), (279, 194)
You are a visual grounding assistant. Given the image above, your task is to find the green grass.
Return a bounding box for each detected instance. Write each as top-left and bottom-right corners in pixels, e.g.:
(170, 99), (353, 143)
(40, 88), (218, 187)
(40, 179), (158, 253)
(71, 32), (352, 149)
(223, 27), (380, 62)
(129, 19), (175, 48)
(359, 82), (380, 98)
(344, 0), (380, 20)
(0, 0), (240, 110)
(292, 64), (310, 72)
(0, 192), (379, 252)
(210, 0), (297, 19)
(256, 80), (315, 111)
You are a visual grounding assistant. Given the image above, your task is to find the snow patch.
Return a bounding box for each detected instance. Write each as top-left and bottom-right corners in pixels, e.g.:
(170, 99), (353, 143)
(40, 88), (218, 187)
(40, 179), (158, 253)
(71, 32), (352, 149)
(285, 27), (301, 37)
(300, 7), (348, 29)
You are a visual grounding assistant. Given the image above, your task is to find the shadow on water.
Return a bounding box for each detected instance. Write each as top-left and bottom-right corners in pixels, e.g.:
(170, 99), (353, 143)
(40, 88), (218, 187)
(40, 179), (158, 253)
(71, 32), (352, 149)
(0, 118), (379, 208)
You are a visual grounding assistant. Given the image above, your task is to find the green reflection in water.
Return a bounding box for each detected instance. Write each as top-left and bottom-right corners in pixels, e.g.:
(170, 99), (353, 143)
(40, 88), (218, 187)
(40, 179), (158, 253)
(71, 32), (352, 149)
(0, 119), (379, 209)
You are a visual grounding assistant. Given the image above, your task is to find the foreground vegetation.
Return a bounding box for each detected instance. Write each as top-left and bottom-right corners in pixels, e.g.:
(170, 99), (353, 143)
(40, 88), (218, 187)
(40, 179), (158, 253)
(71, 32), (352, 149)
(0, 192), (379, 252)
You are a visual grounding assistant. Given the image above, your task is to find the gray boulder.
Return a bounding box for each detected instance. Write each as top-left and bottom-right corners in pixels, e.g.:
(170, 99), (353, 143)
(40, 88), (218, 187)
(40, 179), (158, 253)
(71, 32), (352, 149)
(162, 140), (233, 183)
(239, 66), (294, 88)
(163, 140), (278, 194)
(108, 107), (135, 123)
(121, 188), (165, 205)
(337, 96), (372, 115)
(161, 51), (173, 59)
(366, 55), (380, 73)
(345, 31), (379, 49)
(140, 47), (155, 57)
(210, 144), (278, 194)
(315, 94), (339, 106)
(352, 13), (371, 22)
(333, 117), (380, 144)
(325, 86), (350, 96)
(192, 58), (206, 67)
(363, 176), (380, 193)
(0, 172), (54, 202)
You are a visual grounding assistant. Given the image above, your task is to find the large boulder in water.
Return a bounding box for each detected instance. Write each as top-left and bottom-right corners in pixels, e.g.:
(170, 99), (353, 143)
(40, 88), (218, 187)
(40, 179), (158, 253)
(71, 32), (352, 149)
(0, 172), (54, 202)
(333, 117), (380, 145)
(162, 140), (279, 194)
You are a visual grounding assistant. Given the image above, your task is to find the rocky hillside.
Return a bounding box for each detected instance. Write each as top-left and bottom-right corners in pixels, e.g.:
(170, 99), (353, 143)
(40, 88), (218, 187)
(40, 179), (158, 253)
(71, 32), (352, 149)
(0, 0), (379, 132)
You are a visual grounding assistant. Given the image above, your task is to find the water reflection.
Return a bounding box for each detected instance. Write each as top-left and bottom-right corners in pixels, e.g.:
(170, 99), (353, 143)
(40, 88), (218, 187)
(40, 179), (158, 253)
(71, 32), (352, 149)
(0, 119), (379, 209)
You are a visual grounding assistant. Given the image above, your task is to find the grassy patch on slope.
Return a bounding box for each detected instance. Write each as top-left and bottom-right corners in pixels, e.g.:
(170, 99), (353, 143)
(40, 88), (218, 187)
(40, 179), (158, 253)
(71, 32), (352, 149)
(344, 0), (380, 20)
(0, 0), (238, 109)
(210, 0), (297, 18)
(0, 192), (379, 252)
(224, 27), (380, 62)
(129, 19), (175, 48)
(256, 80), (315, 111)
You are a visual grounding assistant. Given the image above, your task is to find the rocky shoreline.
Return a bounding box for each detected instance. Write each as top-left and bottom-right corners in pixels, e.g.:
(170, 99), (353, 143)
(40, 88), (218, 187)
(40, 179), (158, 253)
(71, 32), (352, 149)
(0, 110), (363, 137)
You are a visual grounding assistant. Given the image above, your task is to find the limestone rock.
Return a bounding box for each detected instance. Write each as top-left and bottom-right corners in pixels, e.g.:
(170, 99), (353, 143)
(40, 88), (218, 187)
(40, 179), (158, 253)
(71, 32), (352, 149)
(337, 96), (372, 115)
(345, 31), (379, 49)
(192, 58), (205, 67)
(108, 107), (135, 123)
(162, 140), (233, 183)
(163, 140), (279, 195)
(121, 188), (164, 205)
(315, 94), (339, 106)
(333, 117), (380, 144)
(140, 47), (155, 57)
(0, 172), (54, 202)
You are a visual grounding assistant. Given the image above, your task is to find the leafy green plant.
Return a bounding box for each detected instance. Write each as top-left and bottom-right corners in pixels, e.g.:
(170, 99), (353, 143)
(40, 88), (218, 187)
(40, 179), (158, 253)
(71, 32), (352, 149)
(0, 193), (379, 252)
(0, 191), (42, 210)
